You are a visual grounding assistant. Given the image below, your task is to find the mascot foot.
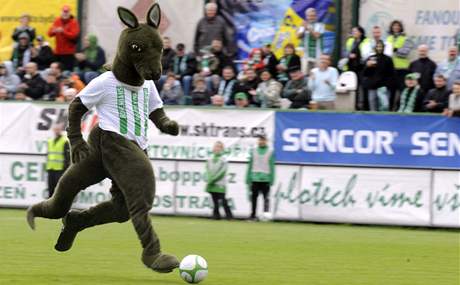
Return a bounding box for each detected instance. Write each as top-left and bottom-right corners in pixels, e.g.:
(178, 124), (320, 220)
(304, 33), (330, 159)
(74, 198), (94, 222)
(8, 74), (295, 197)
(142, 253), (180, 273)
(55, 211), (81, 252)
(26, 206), (36, 230)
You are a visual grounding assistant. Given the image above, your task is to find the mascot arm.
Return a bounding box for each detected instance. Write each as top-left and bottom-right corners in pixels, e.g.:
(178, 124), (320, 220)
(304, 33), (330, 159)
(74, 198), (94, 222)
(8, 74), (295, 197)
(149, 108), (179, 136)
(67, 97), (91, 163)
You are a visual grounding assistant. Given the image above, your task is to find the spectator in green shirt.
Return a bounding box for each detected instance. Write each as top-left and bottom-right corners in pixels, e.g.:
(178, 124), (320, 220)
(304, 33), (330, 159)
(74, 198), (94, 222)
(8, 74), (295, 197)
(205, 141), (233, 220)
(246, 135), (275, 220)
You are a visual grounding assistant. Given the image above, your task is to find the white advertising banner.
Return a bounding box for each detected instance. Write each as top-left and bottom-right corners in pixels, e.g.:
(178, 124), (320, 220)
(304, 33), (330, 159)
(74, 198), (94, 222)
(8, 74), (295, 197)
(85, 0), (204, 61)
(359, 0), (460, 62)
(1, 153), (459, 228)
(431, 170), (460, 228)
(296, 167), (431, 226)
(148, 108), (274, 162)
(0, 103), (274, 163)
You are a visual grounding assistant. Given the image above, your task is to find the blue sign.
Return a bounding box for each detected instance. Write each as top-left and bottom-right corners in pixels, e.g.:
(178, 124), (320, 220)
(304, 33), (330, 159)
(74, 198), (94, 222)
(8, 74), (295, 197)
(275, 112), (460, 169)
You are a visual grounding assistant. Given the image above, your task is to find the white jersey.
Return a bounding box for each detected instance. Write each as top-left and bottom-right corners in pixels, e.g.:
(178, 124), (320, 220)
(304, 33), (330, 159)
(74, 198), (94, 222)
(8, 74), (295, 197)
(78, 71), (163, 150)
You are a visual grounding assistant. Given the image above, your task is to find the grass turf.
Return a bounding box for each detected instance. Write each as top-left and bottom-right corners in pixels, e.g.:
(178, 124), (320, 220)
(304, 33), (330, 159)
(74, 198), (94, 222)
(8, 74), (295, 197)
(0, 209), (458, 285)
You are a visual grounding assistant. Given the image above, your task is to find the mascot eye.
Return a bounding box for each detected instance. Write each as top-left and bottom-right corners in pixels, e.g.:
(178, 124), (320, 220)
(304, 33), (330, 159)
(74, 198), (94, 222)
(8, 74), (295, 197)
(130, 43), (142, 52)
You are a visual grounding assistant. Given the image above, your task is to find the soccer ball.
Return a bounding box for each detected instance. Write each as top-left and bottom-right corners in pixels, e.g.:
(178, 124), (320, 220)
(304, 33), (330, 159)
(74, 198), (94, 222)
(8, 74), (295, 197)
(179, 255), (208, 283)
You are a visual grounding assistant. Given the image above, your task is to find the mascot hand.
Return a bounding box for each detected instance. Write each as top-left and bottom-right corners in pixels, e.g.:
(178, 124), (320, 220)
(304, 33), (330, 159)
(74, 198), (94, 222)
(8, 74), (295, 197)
(163, 120), (179, 136)
(70, 138), (91, 163)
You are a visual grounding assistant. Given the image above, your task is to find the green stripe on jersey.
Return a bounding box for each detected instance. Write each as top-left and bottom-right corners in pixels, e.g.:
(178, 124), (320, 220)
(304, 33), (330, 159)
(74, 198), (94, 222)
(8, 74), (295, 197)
(131, 91), (141, 136)
(143, 88), (149, 137)
(116, 86), (128, 134)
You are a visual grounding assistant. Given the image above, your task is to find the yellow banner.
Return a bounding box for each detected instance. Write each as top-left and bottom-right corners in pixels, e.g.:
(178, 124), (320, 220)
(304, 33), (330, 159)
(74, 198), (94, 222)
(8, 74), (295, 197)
(271, 7), (304, 59)
(0, 0), (78, 61)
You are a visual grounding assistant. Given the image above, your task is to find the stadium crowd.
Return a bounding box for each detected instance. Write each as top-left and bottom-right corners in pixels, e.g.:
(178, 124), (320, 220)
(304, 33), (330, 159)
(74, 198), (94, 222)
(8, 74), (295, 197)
(1, 3), (460, 116)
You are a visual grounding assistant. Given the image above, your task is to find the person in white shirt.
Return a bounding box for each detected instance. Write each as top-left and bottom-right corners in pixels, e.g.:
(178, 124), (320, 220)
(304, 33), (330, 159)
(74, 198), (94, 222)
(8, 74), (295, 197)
(297, 8), (325, 73)
(308, 54), (339, 109)
(26, 3), (180, 274)
(365, 26), (393, 57)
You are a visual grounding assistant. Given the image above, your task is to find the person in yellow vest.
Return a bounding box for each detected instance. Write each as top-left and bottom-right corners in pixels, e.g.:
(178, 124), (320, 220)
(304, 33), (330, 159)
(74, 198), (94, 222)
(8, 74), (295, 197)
(46, 122), (70, 198)
(246, 134), (275, 221)
(386, 20), (413, 110)
(343, 26), (370, 110)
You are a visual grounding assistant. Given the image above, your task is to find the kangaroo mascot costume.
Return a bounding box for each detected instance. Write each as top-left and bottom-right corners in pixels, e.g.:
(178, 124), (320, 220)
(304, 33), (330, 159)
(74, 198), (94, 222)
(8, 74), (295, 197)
(26, 3), (180, 273)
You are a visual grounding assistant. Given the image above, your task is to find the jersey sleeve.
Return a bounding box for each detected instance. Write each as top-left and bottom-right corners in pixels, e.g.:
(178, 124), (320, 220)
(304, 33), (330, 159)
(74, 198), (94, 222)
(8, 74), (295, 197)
(148, 81), (164, 113)
(77, 76), (105, 109)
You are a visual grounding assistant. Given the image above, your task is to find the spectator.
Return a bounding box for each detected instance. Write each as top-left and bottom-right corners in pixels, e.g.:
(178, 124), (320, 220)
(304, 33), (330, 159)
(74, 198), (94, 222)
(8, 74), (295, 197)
(0, 61), (21, 95)
(75, 34), (106, 84)
(216, 66), (237, 105)
(256, 69), (282, 108)
(409, 44), (437, 92)
(276, 43), (301, 85)
(343, 26), (369, 110)
(387, 20), (412, 109)
(172, 43), (197, 98)
(297, 7), (325, 73)
(234, 92), (250, 108)
(422, 74), (450, 113)
(19, 62), (46, 100)
(246, 48), (265, 73)
(456, 29), (460, 51)
(11, 32), (32, 71)
(343, 26), (369, 73)
(194, 2), (233, 57)
(197, 39), (227, 93)
(211, 94), (225, 107)
(234, 68), (260, 106)
(444, 81), (460, 117)
(191, 77), (212, 105)
(0, 87), (9, 100)
(398, 73), (424, 113)
(368, 26), (392, 56)
(282, 65), (311, 109)
(262, 43), (279, 78)
(12, 14), (36, 43)
(14, 88), (28, 101)
(161, 37), (176, 75)
(42, 72), (60, 101)
(48, 4), (80, 71)
(160, 72), (184, 105)
(436, 46), (460, 90)
(308, 54), (339, 110)
(205, 141), (233, 220)
(362, 41), (395, 111)
(31, 35), (54, 70)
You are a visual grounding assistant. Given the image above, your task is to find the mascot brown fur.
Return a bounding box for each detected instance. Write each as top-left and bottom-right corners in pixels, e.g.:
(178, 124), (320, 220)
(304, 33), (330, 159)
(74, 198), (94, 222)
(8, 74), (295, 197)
(27, 3), (180, 273)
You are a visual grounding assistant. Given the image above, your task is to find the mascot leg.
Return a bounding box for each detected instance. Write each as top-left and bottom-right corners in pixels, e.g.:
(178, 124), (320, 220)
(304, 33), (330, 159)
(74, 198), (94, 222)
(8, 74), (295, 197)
(54, 182), (130, 252)
(26, 146), (105, 230)
(100, 131), (179, 273)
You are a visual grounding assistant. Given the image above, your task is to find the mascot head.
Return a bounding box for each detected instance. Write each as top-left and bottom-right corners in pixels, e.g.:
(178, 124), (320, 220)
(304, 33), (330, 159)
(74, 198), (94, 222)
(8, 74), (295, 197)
(111, 3), (162, 86)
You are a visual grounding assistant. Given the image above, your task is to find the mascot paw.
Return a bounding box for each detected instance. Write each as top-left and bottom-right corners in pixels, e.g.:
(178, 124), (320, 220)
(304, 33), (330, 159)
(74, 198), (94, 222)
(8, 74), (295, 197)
(26, 206), (36, 230)
(164, 121), (179, 136)
(70, 139), (90, 163)
(142, 252), (180, 273)
(55, 211), (82, 252)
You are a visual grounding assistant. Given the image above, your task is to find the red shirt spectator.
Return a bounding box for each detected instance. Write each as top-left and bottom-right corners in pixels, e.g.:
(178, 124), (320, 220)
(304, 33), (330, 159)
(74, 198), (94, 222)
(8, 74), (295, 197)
(48, 5), (80, 71)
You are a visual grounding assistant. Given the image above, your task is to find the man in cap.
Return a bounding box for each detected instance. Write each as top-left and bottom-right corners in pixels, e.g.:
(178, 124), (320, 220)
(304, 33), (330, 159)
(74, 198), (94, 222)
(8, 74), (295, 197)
(398, 72), (424, 113)
(234, 92), (250, 108)
(48, 4), (80, 71)
(11, 32), (32, 71)
(282, 65), (311, 109)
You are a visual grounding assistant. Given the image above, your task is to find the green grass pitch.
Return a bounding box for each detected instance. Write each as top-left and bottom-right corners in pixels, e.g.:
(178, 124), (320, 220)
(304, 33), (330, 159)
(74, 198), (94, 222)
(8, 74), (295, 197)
(0, 209), (458, 285)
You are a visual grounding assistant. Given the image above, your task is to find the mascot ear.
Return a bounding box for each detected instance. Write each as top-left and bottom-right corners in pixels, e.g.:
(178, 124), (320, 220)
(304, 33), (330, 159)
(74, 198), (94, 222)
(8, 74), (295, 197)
(146, 3), (161, 29)
(117, 7), (139, 29)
